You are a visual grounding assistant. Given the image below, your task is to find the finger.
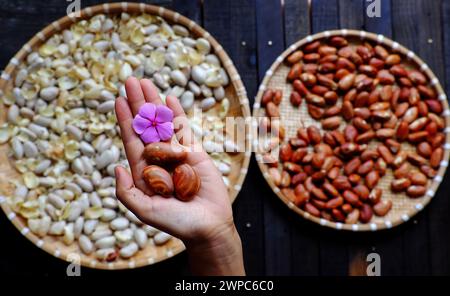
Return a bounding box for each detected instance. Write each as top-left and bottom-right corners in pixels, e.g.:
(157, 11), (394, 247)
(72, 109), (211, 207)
(140, 79), (163, 105)
(115, 97), (144, 166)
(125, 76), (146, 116)
(166, 95), (196, 148)
(115, 97), (149, 191)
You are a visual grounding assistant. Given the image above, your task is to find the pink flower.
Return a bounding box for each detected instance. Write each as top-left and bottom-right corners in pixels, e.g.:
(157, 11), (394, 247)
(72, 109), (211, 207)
(132, 103), (174, 144)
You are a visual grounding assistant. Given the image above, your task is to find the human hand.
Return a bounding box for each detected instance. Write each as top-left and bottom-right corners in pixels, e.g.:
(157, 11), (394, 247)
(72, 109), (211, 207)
(114, 77), (245, 275)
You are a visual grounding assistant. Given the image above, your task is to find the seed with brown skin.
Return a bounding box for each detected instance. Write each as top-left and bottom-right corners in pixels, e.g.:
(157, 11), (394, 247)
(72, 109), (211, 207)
(290, 138), (308, 148)
(281, 188), (297, 204)
(377, 70), (395, 84)
(366, 171), (380, 189)
(431, 133), (445, 149)
(357, 160), (374, 175)
(325, 196), (344, 209)
(279, 143), (293, 162)
(430, 147), (443, 168)
(406, 185), (426, 198)
(332, 209), (346, 222)
(375, 158), (388, 176)
(386, 139), (401, 154)
(391, 178), (411, 192)
(143, 142), (187, 166)
(417, 142), (432, 158)
(348, 174), (361, 185)
(359, 204), (373, 223)
(373, 200), (392, 217)
(323, 182), (340, 198)
(342, 125), (357, 142)
(308, 104), (325, 119)
(418, 85), (435, 98)
(354, 107), (371, 119)
(409, 171), (428, 186)
(353, 184), (370, 200)
(304, 202), (321, 217)
(374, 45), (389, 59)
(327, 167), (340, 179)
(317, 45), (336, 56)
(353, 130), (374, 144)
(343, 158), (361, 176)
(261, 89), (274, 106)
(353, 117), (371, 132)
(287, 50), (304, 64)
(392, 151), (408, 168)
(396, 121), (409, 141)
(266, 102), (280, 117)
(307, 126), (322, 144)
(426, 121), (438, 136)
(420, 165), (437, 178)
(300, 72), (317, 87)
(426, 99), (443, 114)
(304, 40), (321, 53)
(268, 167), (281, 186)
(321, 116), (342, 130)
(339, 101), (354, 122)
(345, 209), (360, 224)
(324, 105), (342, 117)
(333, 176), (352, 191)
(408, 131), (428, 143)
(290, 91), (302, 106)
(376, 128), (395, 140)
(343, 190), (362, 207)
(291, 148), (307, 163)
(311, 152), (325, 169)
(409, 117), (429, 132)
(342, 204), (353, 214)
(338, 73), (355, 91)
(142, 165), (174, 197)
(385, 54), (401, 65)
(280, 170), (291, 188)
(394, 163), (410, 179)
(284, 162), (303, 174)
(390, 64), (407, 77)
(403, 107), (419, 123)
(273, 90), (283, 105)
(330, 36), (348, 47)
(417, 101), (428, 117)
(408, 70), (427, 85)
(377, 145), (394, 164)
(291, 172), (307, 186)
(293, 79), (309, 96)
(395, 103), (409, 118)
(407, 152), (427, 166)
(368, 188), (382, 205)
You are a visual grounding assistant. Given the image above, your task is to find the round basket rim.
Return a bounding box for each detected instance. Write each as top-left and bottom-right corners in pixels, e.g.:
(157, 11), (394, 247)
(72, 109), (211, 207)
(253, 29), (450, 232)
(0, 2), (251, 269)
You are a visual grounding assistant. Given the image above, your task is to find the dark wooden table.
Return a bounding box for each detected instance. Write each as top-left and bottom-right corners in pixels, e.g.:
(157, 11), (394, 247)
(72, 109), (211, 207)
(1, 0), (449, 276)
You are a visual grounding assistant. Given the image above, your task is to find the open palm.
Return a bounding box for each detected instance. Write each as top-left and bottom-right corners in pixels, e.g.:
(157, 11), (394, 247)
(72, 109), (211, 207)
(114, 77), (233, 243)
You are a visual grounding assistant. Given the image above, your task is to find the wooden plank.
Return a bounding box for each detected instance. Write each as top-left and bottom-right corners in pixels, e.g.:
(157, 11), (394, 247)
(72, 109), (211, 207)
(310, 0), (348, 276)
(339, 0), (365, 30)
(203, 0), (264, 275)
(171, 0), (202, 25)
(255, 0), (291, 275)
(284, 0), (310, 46)
(392, 0), (437, 275)
(311, 0), (339, 32)
(425, 0), (450, 276)
(283, 0), (320, 276)
(364, 0), (393, 37)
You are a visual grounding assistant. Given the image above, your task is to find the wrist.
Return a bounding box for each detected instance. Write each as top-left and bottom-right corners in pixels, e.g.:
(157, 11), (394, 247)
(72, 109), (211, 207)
(185, 221), (245, 276)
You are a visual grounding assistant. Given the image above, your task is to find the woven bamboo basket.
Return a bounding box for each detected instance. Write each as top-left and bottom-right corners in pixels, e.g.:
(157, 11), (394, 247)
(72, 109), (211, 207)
(0, 3), (251, 269)
(253, 29), (450, 231)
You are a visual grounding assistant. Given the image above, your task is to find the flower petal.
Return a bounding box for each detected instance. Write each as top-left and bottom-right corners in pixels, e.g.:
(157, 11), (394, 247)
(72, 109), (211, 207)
(156, 122), (174, 141)
(139, 103), (157, 121)
(140, 126), (160, 144)
(155, 105), (173, 123)
(132, 114), (151, 135)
